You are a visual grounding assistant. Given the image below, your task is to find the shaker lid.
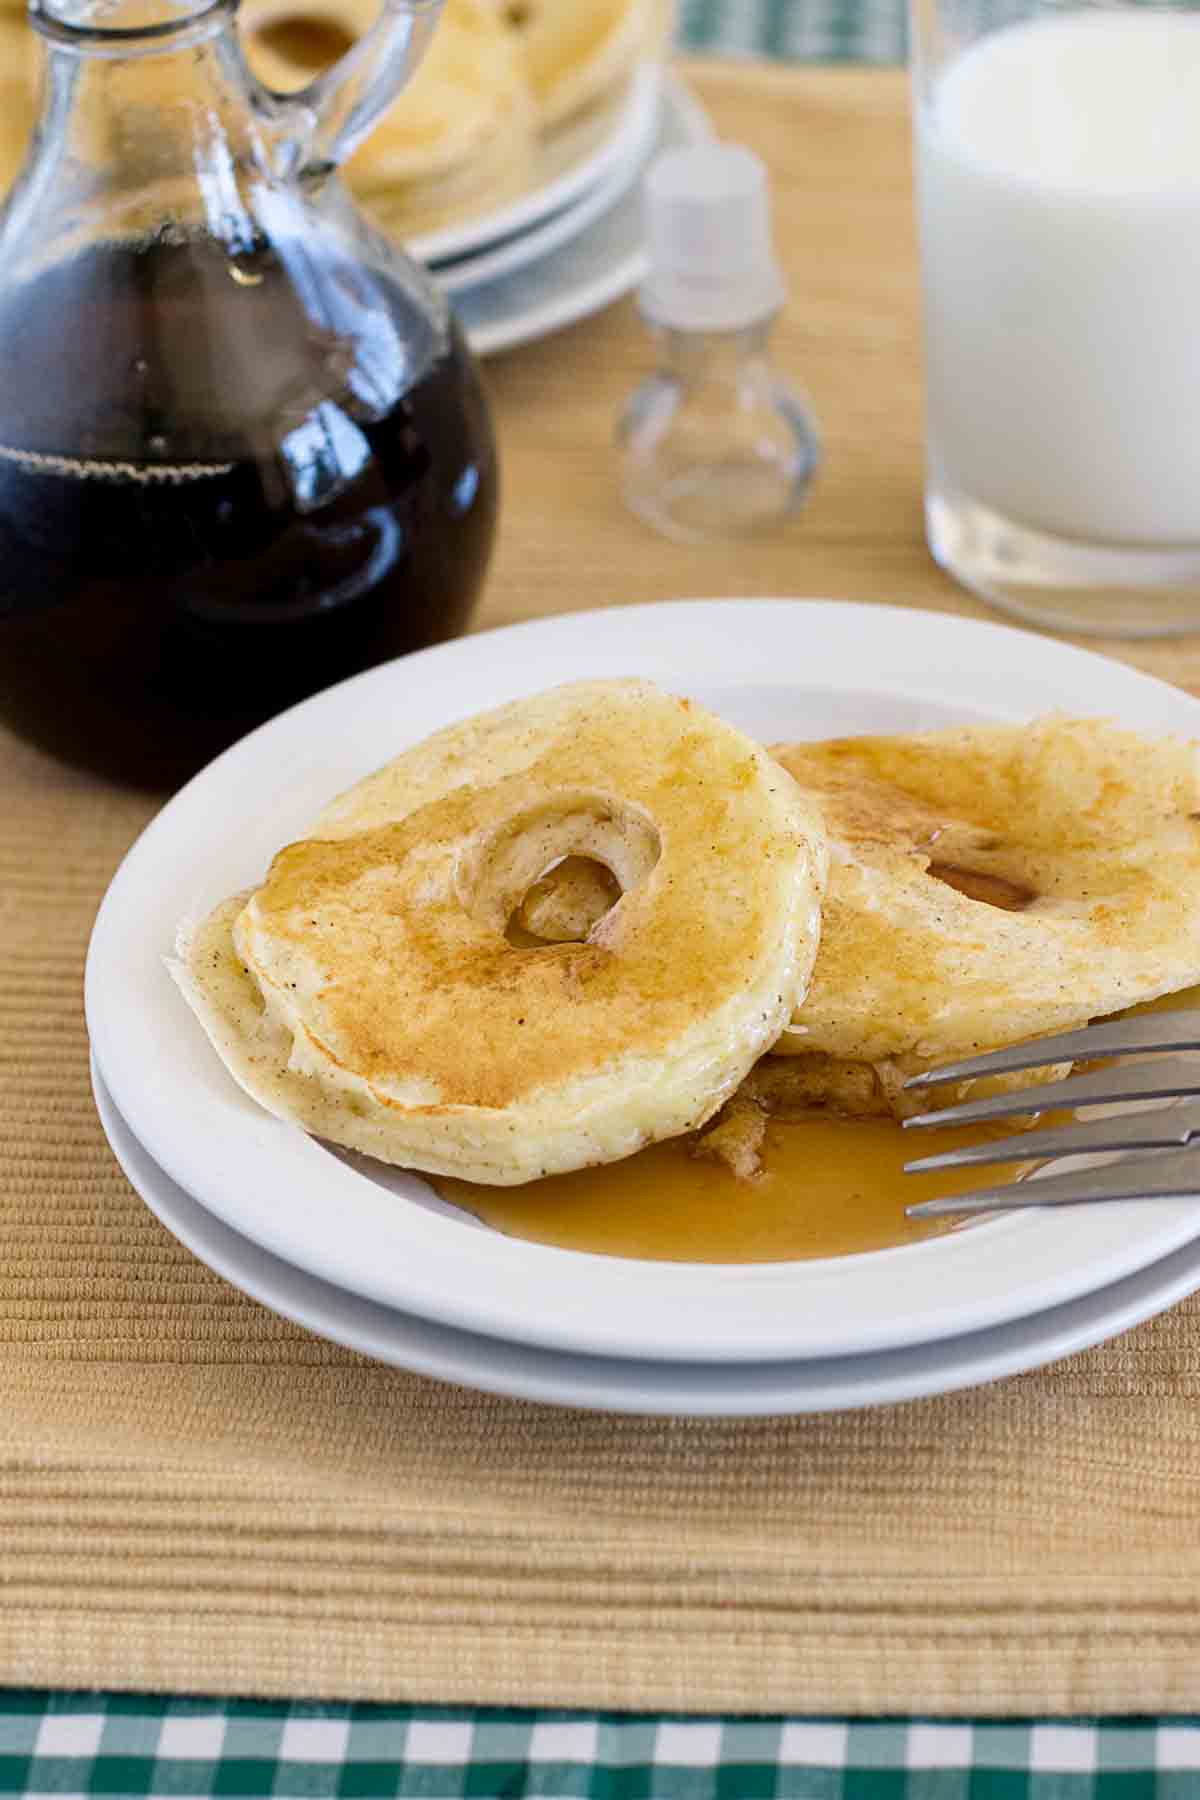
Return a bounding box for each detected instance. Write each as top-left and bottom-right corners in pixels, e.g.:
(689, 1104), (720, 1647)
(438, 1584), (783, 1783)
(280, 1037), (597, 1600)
(639, 142), (787, 332)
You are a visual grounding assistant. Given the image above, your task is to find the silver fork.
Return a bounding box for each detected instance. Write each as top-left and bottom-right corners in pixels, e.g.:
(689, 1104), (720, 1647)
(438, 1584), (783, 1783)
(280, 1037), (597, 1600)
(900, 1008), (1200, 1217)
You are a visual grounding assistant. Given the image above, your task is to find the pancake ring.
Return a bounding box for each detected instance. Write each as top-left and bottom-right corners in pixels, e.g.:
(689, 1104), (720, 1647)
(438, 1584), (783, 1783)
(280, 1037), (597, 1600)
(238, 0), (368, 93)
(173, 679), (827, 1184)
(771, 716), (1200, 1064)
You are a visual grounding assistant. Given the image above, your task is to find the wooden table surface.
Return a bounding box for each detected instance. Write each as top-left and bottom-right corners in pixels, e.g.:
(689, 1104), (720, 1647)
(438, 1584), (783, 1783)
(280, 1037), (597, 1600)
(478, 56), (1200, 695)
(7, 54), (1200, 1722)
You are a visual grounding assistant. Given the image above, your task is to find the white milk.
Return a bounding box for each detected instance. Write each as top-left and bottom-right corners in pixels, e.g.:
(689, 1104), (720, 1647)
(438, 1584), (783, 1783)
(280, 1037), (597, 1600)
(917, 11), (1200, 546)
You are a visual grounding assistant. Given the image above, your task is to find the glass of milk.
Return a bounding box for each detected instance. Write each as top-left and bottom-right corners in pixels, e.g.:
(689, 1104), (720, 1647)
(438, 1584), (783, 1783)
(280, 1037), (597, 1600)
(914, 1), (1200, 635)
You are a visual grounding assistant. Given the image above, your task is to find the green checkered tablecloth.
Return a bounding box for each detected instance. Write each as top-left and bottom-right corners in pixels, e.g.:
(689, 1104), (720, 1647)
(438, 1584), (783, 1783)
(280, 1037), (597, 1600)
(4, 1702), (1200, 1797)
(680, 0), (905, 65)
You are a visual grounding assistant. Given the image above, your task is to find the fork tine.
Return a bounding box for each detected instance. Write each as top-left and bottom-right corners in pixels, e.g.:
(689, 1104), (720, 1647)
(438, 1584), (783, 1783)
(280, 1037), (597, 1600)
(904, 1096), (1200, 1172)
(900, 1053), (1200, 1129)
(902, 1007), (1200, 1089)
(906, 1142), (1200, 1216)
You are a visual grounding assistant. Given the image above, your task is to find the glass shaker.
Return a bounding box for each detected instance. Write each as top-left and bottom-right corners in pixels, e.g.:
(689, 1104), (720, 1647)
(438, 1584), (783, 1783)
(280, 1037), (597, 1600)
(0, 0), (498, 788)
(618, 144), (818, 542)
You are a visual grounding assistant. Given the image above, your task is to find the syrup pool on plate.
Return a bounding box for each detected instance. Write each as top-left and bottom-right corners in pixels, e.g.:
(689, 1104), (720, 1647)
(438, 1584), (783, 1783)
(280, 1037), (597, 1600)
(431, 1113), (1033, 1264)
(432, 857), (1052, 1262)
(433, 986), (1200, 1264)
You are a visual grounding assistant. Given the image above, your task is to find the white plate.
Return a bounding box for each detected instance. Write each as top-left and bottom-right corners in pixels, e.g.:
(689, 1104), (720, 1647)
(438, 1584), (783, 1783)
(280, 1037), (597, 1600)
(434, 74), (664, 298)
(407, 64), (660, 268)
(93, 1059), (1200, 1416)
(456, 75), (709, 356)
(85, 599), (1200, 1366)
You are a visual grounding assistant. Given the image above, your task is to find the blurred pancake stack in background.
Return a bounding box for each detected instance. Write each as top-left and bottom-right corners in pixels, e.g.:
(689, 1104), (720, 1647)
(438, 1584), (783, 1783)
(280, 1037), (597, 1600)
(245, 0), (540, 236)
(0, 0), (670, 241)
(497, 0), (658, 129)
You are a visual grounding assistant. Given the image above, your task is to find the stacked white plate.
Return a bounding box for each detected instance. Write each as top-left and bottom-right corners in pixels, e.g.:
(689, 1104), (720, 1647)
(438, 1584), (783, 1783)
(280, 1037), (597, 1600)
(85, 600), (1200, 1416)
(413, 66), (713, 357)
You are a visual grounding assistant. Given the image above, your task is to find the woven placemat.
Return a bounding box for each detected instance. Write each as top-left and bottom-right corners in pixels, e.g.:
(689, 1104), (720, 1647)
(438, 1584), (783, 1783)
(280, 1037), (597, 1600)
(5, 62), (1200, 1714)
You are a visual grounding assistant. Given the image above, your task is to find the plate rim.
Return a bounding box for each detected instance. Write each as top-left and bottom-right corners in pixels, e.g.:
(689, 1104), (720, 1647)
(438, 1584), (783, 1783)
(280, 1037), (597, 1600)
(85, 597), (1200, 1364)
(92, 1057), (1200, 1416)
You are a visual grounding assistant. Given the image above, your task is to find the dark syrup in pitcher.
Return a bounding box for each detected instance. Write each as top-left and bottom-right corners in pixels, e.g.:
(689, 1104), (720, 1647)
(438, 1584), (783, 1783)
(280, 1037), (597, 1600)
(0, 235), (498, 788)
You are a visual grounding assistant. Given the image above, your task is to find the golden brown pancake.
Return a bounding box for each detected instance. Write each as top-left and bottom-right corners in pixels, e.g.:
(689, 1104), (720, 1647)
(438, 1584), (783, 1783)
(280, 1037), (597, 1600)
(772, 717), (1200, 1064)
(172, 679), (828, 1184)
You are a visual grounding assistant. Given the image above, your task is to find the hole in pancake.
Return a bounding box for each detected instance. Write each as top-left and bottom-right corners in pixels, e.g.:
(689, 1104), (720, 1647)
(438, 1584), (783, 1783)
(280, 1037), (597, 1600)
(504, 2), (531, 26)
(456, 792), (662, 942)
(254, 15), (355, 71)
(928, 861), (1035, 911)
(507, 855), (622, 947)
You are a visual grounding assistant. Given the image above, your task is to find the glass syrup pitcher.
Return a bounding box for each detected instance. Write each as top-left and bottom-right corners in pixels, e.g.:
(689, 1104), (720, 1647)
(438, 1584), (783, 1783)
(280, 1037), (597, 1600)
(0, 0), (498, 788)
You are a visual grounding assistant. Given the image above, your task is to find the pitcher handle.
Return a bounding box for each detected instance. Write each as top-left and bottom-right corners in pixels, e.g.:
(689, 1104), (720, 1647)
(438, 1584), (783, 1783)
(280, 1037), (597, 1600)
(245, 0), (443, 180)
